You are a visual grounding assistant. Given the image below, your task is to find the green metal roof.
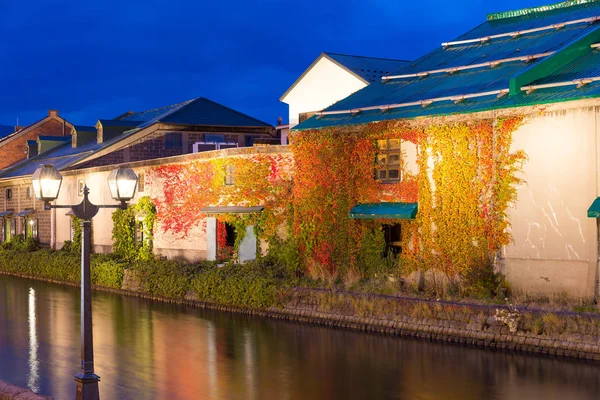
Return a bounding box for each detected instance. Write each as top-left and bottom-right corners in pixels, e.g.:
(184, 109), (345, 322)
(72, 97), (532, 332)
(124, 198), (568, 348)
(295, 1), (600, 131)
(587, 197), (600, 217)
(350, 202), (418, 219)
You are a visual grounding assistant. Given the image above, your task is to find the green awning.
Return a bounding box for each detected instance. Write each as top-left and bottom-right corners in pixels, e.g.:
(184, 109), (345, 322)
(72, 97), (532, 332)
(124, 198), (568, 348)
(350, 202), (418, 220)
(588, 197), (600, 218)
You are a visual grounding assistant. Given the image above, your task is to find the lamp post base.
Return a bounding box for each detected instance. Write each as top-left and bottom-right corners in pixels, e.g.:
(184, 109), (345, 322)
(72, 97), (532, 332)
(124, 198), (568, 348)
(75, 373), (100, 400)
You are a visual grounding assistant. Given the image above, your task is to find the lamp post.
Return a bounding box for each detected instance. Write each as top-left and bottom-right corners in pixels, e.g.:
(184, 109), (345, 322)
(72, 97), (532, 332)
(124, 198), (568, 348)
(32, 164), (138, 400)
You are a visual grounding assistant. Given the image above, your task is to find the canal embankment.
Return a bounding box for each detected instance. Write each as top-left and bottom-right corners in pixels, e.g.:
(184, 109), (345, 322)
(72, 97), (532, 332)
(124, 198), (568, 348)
(2, 252), (600, 361)
(0, 380), (50, 400)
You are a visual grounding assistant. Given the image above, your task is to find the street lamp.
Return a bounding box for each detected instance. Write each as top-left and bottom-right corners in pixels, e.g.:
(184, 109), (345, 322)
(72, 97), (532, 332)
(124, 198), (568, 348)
(32, 164), (138, 400)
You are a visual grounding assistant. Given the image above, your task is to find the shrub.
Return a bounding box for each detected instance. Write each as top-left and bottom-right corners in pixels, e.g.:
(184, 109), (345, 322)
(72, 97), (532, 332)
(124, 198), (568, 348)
(191, 259), (289, 308)
(0, 249), (125, 289)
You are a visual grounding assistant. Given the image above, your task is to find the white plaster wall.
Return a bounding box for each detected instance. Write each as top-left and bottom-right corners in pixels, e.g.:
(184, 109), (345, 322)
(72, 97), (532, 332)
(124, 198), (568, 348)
(504, 107), (599, 299)
(282, 57), (367, 128)
(402, 140), (418, 176)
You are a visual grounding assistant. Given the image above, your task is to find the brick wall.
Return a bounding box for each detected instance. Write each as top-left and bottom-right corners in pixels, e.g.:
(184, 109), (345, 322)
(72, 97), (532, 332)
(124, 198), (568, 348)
(83, 130), (272, 169)
(0, 118), (70, 169)
(0, 181), (51, 245)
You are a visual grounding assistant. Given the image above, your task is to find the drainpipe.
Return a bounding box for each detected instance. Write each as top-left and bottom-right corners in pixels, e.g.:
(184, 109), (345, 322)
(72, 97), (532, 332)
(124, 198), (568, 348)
(50, 202), (56, 249)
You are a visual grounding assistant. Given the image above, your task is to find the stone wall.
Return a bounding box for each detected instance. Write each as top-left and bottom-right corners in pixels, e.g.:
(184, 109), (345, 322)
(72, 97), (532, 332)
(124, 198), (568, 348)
(0, 380), (51, 400)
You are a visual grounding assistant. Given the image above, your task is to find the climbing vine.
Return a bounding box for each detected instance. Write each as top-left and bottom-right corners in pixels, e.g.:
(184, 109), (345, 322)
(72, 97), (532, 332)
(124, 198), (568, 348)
(111, 196), (157, 260)
(290, 117), (525, 280)
(148, 152), (293, 251)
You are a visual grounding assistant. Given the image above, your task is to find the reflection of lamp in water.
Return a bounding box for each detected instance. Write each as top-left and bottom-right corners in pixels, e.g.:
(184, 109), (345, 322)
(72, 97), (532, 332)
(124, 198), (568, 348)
(28, 287), (39, 393)
(32, 164), (138, 400)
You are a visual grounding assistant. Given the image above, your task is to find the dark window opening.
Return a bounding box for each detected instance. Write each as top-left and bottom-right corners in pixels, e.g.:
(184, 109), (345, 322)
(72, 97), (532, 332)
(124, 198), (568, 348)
(164, 132), (183, 150)
(225, 223), (236, 247)
(5, 189), (12, 200)
(375, 139), (401, 183)
(383, 224), (402, 256)
(205, 134), (225, 143)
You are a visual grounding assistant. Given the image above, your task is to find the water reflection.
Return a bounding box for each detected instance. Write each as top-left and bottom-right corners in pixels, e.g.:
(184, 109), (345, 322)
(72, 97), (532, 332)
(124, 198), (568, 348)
(27, 288), (39, 393)
(0, 274), (599, 399)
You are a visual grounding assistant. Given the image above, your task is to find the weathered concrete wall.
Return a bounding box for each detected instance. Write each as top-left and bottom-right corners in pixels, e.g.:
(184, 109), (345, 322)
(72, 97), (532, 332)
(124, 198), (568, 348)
(504, 107), (600, 299)
(0, 380), (51, 399)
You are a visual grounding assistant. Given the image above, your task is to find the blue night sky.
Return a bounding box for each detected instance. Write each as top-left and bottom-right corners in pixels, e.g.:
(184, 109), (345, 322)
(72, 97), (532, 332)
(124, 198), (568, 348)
(0, 0), (552, 127)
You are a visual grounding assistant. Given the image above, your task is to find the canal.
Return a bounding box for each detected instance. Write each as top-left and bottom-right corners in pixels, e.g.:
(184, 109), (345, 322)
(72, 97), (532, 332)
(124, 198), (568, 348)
(1, 275), (599, 400)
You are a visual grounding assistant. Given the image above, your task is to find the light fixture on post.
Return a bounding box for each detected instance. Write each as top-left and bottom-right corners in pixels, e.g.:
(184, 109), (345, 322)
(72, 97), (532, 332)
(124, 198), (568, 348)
(32, 164), (138, 400)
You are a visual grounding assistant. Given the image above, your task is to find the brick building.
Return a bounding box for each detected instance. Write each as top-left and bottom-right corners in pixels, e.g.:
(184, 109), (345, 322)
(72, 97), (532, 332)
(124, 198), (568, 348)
(0, 96), (277, 249)
(0, 110), (72, 170)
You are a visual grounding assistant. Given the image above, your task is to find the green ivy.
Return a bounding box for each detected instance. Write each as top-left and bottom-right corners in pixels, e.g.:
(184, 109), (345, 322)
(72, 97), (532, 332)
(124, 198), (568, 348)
(112, 196), (157, 261)
(134, 196), (157, 261)
(112, 207), (136, 259)
(71, 216), (83, 254)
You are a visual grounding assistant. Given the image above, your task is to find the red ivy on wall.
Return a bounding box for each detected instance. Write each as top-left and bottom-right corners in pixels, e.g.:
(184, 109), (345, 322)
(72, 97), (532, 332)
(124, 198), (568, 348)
(148, 152), (293, 238)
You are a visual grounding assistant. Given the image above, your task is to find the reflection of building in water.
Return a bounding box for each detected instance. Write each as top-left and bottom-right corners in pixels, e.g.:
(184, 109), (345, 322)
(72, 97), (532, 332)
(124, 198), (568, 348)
(151, 311), (211, 398)
(27, 288), (39, 393)
(46, 286), (77, 400)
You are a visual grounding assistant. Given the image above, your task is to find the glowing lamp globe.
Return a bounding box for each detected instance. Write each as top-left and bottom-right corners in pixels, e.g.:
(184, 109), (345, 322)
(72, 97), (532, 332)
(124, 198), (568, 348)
(107, 167), (138, 202)
(32, 165), (63, 202)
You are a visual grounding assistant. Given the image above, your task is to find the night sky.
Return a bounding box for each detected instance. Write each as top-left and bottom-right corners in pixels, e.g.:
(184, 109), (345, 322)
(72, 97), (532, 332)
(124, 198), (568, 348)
(0, 0), (552, 127)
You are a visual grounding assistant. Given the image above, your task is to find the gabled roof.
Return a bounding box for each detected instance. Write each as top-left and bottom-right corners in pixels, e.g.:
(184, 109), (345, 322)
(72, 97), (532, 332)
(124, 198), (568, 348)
(97, 119), (144, 128)
(158, 97), (272, 127)
(115, 100), (193, 122)
(37, 135), (71, 142)
(111, 97), (272, 130)
(73, 125), (96, 133)
(0, 125), (13, 139)
(280, 52), (410, 101)
(325, 53), (410, 83)
(296, 0), (600, 130)
(0, 112), (72, 146)
(0, 97), (273, 179)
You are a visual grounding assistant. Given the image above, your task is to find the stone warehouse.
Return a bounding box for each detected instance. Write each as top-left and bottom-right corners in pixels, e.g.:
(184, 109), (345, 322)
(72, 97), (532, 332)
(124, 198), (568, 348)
(3, 0), (600, 301)
(291, 0), (600, 300)
(0, 97), (285, 261)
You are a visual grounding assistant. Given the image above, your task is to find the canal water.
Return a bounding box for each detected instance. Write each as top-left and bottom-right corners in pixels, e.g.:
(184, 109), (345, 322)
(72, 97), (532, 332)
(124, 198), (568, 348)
(1, 275), (599, 400)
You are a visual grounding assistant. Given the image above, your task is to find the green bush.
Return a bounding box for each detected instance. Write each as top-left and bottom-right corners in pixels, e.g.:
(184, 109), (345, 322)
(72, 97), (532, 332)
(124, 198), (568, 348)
(131, 258), (201, 298)
(0, 249), (126, 288)
(191, 259), (289, 308)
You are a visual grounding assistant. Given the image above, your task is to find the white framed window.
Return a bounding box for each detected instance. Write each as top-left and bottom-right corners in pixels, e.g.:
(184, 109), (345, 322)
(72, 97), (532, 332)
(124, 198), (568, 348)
(375, 139), (401, 183)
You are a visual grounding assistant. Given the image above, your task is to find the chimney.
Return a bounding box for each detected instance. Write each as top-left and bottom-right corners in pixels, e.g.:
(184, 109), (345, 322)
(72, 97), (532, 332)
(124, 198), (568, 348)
(48, 110), (59, 118)
(14, 126), (24, 132)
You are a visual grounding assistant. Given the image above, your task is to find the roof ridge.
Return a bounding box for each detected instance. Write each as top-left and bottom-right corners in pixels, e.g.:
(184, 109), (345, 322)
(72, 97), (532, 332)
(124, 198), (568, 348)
(121, 99), (193, 119)
(325, 52), (410, 62)
(487, 0), (600, 21)
(177, 97), (272, 127)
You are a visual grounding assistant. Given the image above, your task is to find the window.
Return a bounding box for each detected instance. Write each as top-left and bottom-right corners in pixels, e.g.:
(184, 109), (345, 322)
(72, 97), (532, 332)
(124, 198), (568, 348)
(205, 134), (225, 143)
(31, 219), (38, 240)
(23, 218), (38, 240)
(78, 180), (85, 196)
(383, 224), (402, 256)
(138, 173), (145, 192)
(5, 189), (12, 200)
(225, 165), (235, 186)
(25, 187), (31, 199)
(375, 139), (401, 183)
(135, 221), (144, 245)
(299, 112), (317, 123)
(164, 132), (183, 150)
